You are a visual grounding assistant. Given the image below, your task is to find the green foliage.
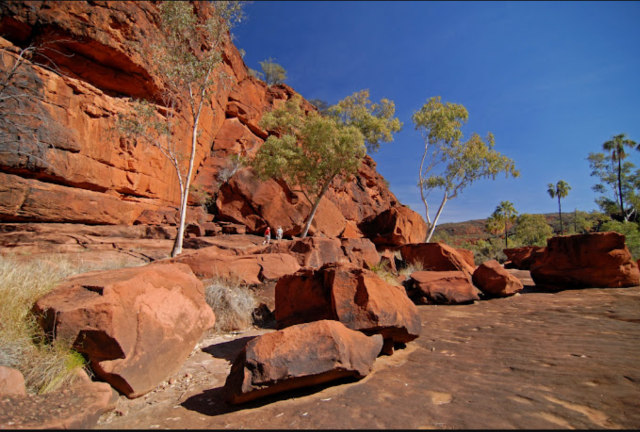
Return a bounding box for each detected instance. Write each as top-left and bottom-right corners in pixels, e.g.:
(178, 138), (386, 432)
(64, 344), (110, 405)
(117, 1), (246, 257)
(567, 209), (607, 234)
(463, 239), (508, 265)
(484, 214), (502, 238)
(413, 96), (520, 242)
(547, 180), (571, 235)
(308, 98), (330, 115)
(248, 68), (264, 80)
(259, 57), (287, 85)
(514, 213), (553, 246)
(327, 89), (403, 153)
(251, 90), (400, 238)
(599, 220), (640, 260)
(492, 201), (518, 248)
(588, 133), (640, 220)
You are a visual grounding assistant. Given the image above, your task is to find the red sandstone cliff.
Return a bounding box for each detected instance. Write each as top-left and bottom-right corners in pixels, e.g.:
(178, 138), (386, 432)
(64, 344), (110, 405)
(0, 1), (425, 241)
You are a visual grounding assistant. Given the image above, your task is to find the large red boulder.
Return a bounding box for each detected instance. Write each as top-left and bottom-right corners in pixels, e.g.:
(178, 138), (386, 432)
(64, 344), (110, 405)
(405, 271), (481, 305)
(530, 232), (640, 290)
(358, 206), (428, 247)
(164, 246), (300, 284)
(503, 246), (545, 270)
(224, 320), (383, 405)
(275, 263), (421, 351)
(400, 242), (476, 279)
(472, 260), (523, 297)
(340, 238), (381, 269)
(32, 263), (215, 398)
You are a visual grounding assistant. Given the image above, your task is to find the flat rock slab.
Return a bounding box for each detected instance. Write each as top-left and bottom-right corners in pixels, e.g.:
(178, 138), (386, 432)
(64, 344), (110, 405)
(95, 275), (640, 430)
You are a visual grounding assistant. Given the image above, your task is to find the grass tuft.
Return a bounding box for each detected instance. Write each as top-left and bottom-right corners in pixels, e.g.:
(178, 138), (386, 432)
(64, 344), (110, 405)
(0, 253), (143, 395)
(203, 274), (258, 334)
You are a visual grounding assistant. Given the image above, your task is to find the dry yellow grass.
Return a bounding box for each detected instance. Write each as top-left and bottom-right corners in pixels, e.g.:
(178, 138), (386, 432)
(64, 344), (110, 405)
(203, 273), (259, 334)
(0, 253), (143, 394)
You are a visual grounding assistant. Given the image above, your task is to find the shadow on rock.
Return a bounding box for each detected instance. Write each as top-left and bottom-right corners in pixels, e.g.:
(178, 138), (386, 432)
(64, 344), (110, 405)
(181, 376), (360, 417)
(202, 336), (258, 362)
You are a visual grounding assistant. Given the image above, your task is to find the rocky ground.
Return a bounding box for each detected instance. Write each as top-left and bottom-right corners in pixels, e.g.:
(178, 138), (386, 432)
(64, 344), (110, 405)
(94, 270), (640, 430)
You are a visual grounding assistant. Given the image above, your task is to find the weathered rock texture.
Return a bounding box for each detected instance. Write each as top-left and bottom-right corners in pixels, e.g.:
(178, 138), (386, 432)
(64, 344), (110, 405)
(405, 271), (481, 305)
(472, 259), (523, 297)
(530, 232), (640, 290)
(275, 262), (421, 349)
(224, 320), (383, 405)
(163, 246), (301, 285)
(0, 372), (115, 429)
(503, 246), (545, 270)
(0, 2), (423, 242)
(264, 236), (380, 269)
(32, 263), (215, 399)
(359, 206), (428, 247)
(400, 243), (476, 279)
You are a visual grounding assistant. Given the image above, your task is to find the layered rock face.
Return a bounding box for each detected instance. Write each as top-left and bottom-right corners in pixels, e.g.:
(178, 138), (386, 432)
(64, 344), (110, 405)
(0, 1), (422, 239)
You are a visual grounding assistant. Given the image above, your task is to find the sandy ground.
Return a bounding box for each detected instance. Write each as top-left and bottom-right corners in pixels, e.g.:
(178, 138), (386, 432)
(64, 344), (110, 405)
(95, 271), (640, 430)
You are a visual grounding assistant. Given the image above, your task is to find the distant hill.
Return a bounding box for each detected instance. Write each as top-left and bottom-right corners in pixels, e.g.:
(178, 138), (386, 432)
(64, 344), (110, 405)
(433, 212), (572, 246)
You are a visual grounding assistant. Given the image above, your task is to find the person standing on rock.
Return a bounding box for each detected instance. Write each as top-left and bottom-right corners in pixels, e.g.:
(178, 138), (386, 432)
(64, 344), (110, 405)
(276, 226), (283, 241)
(263, 226), (271, 244)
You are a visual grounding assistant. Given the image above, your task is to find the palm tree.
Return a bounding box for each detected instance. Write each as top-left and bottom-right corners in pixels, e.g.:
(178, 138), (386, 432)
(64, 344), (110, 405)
(493, 201), (518, 248)
(547, 180), (571, 235)
(484, 214), (502, 239)
(603, 133), (637, 220)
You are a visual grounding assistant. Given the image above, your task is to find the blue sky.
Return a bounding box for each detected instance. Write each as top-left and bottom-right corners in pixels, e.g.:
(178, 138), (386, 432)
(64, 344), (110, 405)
(232, 1), (640, 224)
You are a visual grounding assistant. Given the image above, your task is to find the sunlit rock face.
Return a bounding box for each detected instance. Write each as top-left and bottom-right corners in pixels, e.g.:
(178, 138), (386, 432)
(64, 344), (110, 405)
(530, 232), (640, 290)
(0, 2), (419, 240)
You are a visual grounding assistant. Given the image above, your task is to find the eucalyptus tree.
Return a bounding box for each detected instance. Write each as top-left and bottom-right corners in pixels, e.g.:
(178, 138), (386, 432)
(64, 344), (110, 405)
(327, 89), (403, 153)
(547, 180), (571, 235)
(493, 201), (518, 248)
(117, 1), (246, 257)
(413, 96), (520, 242)
(259, 57), (287, 85)
(251, 90), (401, 238)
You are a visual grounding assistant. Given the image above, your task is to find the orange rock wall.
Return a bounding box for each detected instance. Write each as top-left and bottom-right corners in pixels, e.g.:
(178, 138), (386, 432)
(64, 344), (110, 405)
(0, 1), (420, 237)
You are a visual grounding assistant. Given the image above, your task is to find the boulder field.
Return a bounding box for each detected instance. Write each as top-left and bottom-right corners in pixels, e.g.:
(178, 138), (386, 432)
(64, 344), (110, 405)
(2, 227), (640, 428)
(1, 2), (640, 429)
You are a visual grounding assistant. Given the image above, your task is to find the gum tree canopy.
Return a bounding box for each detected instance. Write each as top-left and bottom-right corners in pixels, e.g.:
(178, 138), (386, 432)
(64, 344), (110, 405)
(251, 90), (401, 238)
(413, 96), (520, 242)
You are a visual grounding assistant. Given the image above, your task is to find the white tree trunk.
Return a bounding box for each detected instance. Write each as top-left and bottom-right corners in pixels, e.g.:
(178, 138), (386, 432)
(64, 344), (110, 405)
(170, 103), (203, 257)
(425, 195), (448, 243)
(300, 176), (334, 238)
